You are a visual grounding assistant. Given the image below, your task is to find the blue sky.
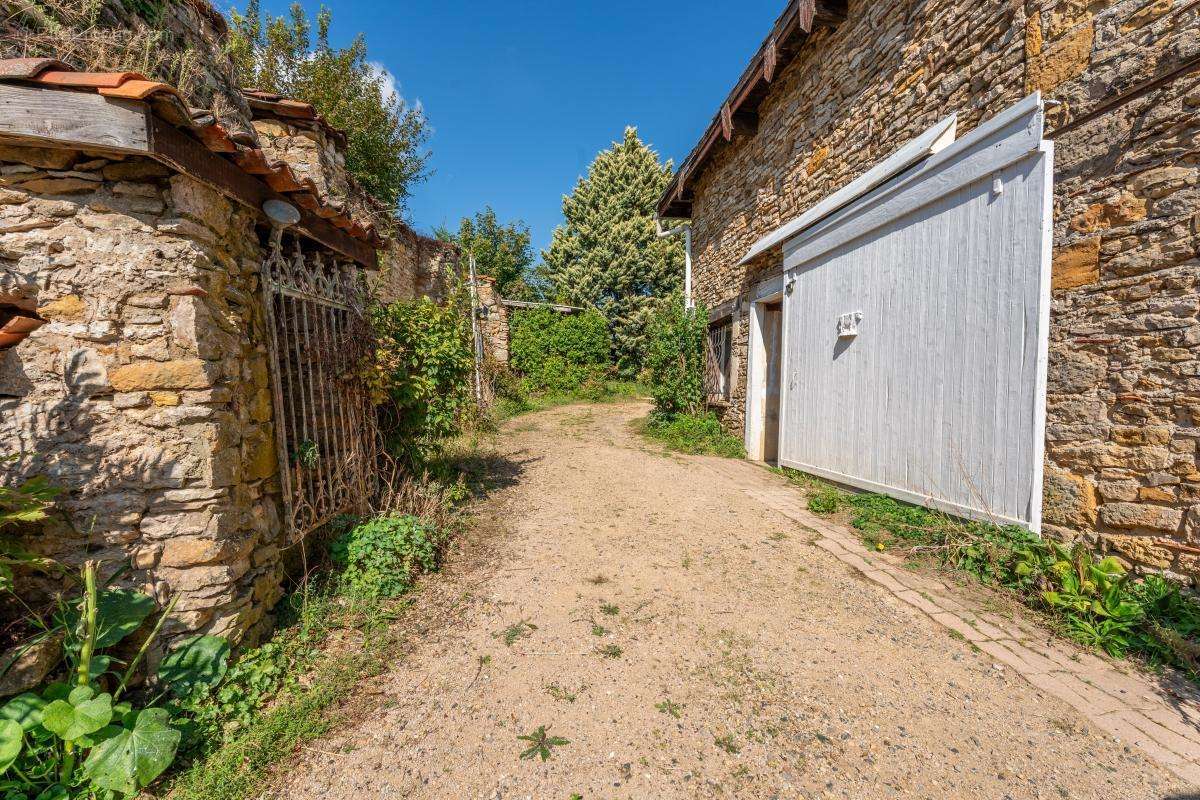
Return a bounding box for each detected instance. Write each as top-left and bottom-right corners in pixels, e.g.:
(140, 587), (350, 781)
(245, 0), (785, 252)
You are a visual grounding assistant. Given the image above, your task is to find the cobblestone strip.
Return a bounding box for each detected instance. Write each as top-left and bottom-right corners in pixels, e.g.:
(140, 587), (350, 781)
(739, 483), (1200, 785)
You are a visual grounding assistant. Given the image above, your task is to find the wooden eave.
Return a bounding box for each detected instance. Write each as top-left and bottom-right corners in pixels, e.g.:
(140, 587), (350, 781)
(657, 0), (847, 219)
(0, 64), (378, 268)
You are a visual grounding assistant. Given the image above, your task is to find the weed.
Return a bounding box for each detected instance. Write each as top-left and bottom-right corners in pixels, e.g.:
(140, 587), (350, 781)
(545, 683), (580, 703)
(595, 644), (623, 659)
(769, 531), (787, 542)
(587, 574), (610, 585)
(517, 725), (570, 761)
(600, 603), (620, 616)
(639, 413), (746, 459)
(655, 699), (684, 718)
(496, 620), (538, 647)
(681, 552), (693, 569)
(777, 466), (1200, 681)
(591, 623), (608, 637)
(714, 734), (740, 754)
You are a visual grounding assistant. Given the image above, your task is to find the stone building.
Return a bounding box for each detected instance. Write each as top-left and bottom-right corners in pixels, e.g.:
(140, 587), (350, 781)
(658, 0), (1200, 579)
(0, 39), (454, 655)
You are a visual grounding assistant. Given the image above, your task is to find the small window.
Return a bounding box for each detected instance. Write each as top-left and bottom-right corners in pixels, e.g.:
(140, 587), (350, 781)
(705, 318), (732, 402)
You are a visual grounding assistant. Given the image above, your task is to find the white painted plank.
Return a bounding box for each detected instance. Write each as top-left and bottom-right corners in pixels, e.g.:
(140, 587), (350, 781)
(741, 112), (958, 265)
(775, 94), (1052, 530)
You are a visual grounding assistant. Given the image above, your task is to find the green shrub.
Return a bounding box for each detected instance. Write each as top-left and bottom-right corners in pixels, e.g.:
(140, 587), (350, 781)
(642, 413), (745, 459)
(788, 470), (1200, 675)
(510, 307), (612, 392)
(330, 516), (444, 599)
(644, 299), (707, 419)
(371, 297), (474, 464)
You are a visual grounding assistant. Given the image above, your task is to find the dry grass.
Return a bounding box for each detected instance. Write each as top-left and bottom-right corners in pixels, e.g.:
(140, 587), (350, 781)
(1, 0), (207, 99)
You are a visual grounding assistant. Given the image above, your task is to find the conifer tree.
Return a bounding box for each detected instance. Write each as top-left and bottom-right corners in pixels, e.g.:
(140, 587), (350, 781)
(541, 128), (684, 374)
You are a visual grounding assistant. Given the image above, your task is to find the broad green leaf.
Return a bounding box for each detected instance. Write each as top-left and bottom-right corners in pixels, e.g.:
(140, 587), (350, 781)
(156, 636), (230, 695)
(82, 707), (181, 795)
(41, 692), (111, 741)
(68, 686), (95, 705)
(0, 720), (21, 774)
(33, 785), (67, 800)
(93, 591), (156, 649)
(1, 693), (45, 731)
(41, 683), (70, 702)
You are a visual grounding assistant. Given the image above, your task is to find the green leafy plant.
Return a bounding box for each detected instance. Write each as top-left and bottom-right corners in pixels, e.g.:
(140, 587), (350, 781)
(655, 699), (683, 719)
(370, 297), (474, 465)
(599, 603), (619, 617)
(496, 620), (537, 648)
(644, 298), (707, 419)
(595, 644), (623, 659)
(787, 468), (1200, 677)
(713, 734), (740, 754)
(330, 515), (445, 600)
(641, 412), (745, 459)
(0, 561), (229, 799)
(517, 726), (569, 762)
(509, 307), (613, 393)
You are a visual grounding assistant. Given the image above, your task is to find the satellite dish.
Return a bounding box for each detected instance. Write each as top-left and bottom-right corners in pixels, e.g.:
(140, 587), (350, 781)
(263, 199), (301, 227)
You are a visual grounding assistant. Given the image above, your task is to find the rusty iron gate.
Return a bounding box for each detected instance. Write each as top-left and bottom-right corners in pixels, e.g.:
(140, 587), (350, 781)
(260, 234), (377, 540)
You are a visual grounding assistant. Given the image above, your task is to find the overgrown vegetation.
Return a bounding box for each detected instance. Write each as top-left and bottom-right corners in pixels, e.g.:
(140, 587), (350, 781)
(783, 469), (1200, 678)
(636, 299), (742, 457)
(330, 516), (446, 600)
(1, 0), (206, 101)
(227, 1), (430, 211)
(644, 298), (707, 419)
(370, 296), (475, 465)
(641, 413), (745, 459)
(509, 307), (612, 393)
(541, 128), (684, 375)
(490, 306), (646, 420)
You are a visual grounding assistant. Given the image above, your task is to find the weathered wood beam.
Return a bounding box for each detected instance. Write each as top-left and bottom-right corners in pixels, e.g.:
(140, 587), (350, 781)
(0, 83), (150, 153)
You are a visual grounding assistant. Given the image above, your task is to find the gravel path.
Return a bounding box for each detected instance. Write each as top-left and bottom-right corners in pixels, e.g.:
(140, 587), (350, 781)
(277, 401), (1189, 799)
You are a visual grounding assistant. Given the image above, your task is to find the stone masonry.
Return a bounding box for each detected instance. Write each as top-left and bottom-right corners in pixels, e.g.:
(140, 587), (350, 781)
(0, 146), (284, 647)
(680, 1), (1200, 580)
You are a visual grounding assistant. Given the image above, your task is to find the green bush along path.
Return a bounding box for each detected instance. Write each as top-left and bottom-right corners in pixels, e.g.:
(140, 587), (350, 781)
(274, 401), (1194, 799)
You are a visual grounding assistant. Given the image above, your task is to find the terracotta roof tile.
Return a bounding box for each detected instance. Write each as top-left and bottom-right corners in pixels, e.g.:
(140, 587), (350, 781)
(0, 58), (67, 79)
(36, 70), (145, 89)
(0, 59), (382, 251)
(98, 79), (182, 102)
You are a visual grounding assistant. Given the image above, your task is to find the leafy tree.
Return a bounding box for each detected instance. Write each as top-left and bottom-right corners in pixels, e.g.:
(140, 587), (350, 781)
(227, 1), (430, 211)
(509, 307), (612, 392)
(436, 207), (538, 300)
(541, 127), (684, 374)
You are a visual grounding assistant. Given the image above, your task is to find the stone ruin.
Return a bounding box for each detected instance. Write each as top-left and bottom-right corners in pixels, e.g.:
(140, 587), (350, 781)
(0, 1), (460, 688)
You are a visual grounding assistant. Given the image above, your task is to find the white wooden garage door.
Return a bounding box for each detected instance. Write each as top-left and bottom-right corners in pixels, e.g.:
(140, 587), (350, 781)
(776, 94), (1053, 531)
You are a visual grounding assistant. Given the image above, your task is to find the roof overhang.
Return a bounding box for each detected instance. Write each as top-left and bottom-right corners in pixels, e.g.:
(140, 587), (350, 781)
(657, 0), (848, 220)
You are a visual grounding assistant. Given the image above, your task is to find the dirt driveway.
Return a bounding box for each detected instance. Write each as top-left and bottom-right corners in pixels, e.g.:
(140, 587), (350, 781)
(277, 401), (1190, 799)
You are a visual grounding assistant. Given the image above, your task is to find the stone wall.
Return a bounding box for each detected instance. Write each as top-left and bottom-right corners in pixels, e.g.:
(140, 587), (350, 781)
(0, 143), (285, 647)
(685, 0), (1200, 579)
(476, 276), (510, 365)
(373, 226), (461, 305)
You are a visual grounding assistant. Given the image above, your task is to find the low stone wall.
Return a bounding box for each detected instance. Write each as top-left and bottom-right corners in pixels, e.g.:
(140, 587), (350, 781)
(685, 0), (1200, 579)
(0, 143), (285, 647)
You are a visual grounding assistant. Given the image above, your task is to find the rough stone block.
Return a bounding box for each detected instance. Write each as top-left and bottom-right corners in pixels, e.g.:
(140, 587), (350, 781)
(1098, 502), (1183, 532)
(108, 359), (214, 392)
(1043, 470), (1098, 527)
(1052, 236), (1101, 290)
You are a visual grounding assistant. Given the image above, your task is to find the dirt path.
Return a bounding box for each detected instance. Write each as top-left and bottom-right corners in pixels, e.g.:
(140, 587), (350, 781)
(277, 401), (1191, 799)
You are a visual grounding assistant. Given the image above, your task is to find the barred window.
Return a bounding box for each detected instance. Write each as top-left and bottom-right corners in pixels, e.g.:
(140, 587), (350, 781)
(705, 318), (732, 402)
